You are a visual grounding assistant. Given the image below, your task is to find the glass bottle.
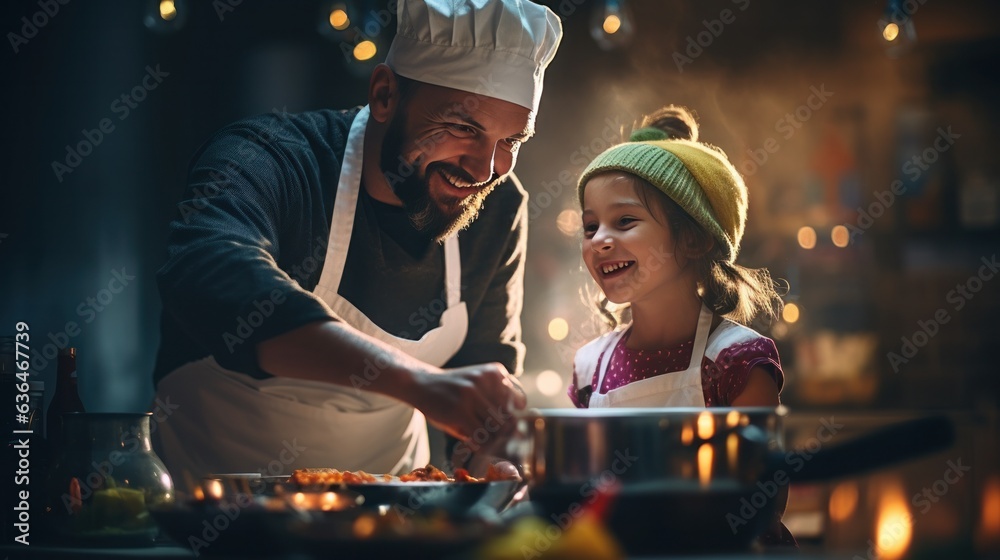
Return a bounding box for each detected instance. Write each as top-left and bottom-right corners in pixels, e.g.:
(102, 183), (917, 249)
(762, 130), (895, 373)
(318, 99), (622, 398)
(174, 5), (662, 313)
(46, 348), (85, 450)
(43, 413), (174, 545)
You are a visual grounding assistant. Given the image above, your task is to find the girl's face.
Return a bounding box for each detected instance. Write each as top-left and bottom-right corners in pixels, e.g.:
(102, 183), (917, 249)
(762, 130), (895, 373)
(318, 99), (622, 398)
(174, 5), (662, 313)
(581, 173), (689, 305)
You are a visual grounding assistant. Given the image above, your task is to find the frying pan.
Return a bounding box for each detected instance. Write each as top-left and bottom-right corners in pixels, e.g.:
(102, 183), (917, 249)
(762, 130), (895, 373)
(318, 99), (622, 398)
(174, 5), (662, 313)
(196, 473), (521, 518)
(513, 407), (955, 554)
(150, 476), (521, 556)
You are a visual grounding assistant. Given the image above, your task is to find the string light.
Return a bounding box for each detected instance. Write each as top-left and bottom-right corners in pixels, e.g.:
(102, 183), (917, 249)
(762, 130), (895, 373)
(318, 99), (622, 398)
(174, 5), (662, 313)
(144, 0), (186, 33)
(329, 7), (350, 31)
(603, 15), (621, 35)
(353, 40), (377, 61)
(590, 0), (634, 51)
(159, 0), (177, 21)
(877, 0), (918, 57)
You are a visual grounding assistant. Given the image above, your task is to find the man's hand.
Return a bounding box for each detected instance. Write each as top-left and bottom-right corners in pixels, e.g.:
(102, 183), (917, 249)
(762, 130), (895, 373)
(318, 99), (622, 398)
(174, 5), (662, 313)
(409, 362), (525, 443)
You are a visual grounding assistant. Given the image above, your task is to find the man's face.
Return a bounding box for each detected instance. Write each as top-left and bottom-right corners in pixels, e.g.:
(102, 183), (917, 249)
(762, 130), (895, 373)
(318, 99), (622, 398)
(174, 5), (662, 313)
(380, 82), (533, 242)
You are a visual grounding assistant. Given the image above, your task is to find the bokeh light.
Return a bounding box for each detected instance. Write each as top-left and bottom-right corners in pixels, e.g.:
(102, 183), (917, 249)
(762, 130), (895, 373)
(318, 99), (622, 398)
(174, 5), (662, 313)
(556, 209), (582, 237)
(883, 22), (900, 41)
(603, 15), (622, 34)
(329, 9), (349, 30)
(797, 226), (817, 249)
(783, 302), (800, 324)
(831, 225), (850, 248)
(353, 41), (377, 61)
(548, 318), (569, 341)
(159, 0), (177, 21)
(535, 370), (563, 397)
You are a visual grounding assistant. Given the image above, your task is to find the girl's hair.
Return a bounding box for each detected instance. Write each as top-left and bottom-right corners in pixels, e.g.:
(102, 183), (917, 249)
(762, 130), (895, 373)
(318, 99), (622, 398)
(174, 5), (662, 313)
(587, 106), (784, 330)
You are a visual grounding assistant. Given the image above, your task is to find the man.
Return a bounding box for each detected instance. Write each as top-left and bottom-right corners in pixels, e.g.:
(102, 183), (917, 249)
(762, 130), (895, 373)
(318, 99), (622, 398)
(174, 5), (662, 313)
(151, 0), (562, 486)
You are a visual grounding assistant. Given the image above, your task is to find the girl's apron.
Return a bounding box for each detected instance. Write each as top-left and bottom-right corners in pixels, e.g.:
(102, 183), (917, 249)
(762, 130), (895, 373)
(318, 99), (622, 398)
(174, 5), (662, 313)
(152, 107), (469, 488)
(587, 305), (712, 408)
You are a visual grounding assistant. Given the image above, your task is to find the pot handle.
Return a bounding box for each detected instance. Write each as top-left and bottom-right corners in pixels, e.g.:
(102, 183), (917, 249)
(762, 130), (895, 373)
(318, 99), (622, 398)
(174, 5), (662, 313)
(781, 415), (955, 483)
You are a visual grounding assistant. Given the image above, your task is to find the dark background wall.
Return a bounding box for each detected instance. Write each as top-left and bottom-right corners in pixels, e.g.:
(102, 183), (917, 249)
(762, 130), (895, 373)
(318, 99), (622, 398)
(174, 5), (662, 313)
(2, 0), (999, 415)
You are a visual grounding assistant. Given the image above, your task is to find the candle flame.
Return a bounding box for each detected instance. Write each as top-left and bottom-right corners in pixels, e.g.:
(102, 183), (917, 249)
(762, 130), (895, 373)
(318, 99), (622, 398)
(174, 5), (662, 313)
(726, 432), (739, 474)
(697, 411), (715, 440)
(206, 479), (223, 500)
(829, 481), (859, 522)
(321, 492), (339, 511)
(983, 476), (1000, 537)
(725, 410), (740, 428)
(875, 483), (912, 560)
(353, 515), (377, 538)
(698, 443), (713, 487)
(681, 424), (694, 445)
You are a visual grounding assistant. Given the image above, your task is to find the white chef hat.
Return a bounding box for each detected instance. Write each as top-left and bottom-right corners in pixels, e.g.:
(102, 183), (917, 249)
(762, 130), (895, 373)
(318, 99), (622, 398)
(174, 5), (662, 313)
(385, 0), (563, 114)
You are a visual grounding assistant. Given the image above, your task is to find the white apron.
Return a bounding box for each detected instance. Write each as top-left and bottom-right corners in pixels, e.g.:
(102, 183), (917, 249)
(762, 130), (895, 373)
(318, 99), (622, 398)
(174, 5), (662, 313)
(587, 305), (712, 408)
(153, 106), (469, 488)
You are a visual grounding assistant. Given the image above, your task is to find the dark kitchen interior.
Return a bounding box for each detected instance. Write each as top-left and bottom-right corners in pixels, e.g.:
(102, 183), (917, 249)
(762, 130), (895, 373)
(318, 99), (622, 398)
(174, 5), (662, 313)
(2, 0), (1000, 557)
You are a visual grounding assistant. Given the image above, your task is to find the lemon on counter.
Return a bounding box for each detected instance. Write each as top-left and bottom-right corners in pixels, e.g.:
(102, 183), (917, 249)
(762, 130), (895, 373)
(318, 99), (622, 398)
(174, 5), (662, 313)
(77, 487), (152, 532)
(480, 514), (624, 560)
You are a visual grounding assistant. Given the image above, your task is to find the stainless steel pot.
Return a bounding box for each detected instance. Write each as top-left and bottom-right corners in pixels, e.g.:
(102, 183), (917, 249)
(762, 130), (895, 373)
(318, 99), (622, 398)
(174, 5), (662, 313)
(509, 407), (954, 553)
(515, 407), (783, 489)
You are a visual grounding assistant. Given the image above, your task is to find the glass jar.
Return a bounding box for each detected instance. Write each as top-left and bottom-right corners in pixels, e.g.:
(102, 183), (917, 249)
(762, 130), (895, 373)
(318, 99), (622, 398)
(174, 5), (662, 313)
(43, 413), (174, 545)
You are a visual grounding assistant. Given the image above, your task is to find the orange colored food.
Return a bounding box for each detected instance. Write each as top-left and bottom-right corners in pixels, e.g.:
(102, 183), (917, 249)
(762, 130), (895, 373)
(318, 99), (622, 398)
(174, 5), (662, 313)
(291, 463), (511, 486)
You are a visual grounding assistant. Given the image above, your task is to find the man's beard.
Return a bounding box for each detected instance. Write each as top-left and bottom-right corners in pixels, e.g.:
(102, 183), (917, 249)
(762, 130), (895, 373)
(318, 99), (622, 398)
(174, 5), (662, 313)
(380, 113), (501, 243)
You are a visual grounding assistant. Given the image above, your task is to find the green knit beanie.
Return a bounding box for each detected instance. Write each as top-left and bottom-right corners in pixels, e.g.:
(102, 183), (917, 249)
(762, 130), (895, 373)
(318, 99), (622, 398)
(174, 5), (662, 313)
(578, 127), (748, 263)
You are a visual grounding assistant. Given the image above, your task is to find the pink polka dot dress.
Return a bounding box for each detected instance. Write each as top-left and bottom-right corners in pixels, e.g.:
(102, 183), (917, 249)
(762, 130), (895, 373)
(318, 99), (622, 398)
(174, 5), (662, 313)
(568, 321), (783, 408)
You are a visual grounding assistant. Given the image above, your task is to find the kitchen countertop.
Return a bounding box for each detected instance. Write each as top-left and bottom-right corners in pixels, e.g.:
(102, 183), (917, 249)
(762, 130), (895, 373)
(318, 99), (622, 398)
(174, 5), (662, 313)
(0, 542), (857, 560)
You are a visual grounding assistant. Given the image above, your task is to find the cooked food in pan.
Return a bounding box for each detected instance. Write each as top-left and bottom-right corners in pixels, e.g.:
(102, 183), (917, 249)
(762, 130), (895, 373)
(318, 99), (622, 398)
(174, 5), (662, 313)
(291, 464), (506, 486)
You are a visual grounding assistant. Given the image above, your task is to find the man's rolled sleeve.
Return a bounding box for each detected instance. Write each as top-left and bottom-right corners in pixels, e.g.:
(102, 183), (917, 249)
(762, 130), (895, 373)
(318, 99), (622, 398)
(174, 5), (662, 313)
(156, 123), (337, 376)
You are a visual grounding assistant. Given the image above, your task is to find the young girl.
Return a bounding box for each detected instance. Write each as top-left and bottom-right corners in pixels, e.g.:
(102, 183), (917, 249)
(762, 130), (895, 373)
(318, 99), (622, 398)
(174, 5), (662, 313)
(569, 105), (784, 411)
(569, 106), (795, 547)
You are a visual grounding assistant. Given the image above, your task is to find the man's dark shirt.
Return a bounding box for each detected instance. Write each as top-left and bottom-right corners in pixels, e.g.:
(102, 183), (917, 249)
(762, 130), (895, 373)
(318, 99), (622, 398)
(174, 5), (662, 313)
(154, 107), (527, 385)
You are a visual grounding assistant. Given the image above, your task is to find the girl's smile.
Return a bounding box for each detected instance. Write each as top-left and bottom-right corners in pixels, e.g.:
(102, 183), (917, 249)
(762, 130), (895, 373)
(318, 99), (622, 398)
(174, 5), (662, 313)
(581, 173), (686, 305)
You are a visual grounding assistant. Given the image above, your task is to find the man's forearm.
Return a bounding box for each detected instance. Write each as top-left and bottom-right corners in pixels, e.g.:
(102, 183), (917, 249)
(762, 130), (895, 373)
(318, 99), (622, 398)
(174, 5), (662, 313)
(256, 320), (437, 405)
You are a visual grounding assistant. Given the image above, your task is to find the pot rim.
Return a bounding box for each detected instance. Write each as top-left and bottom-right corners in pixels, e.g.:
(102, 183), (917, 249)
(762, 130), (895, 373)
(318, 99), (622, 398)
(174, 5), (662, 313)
(518, 405), (788, 419)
